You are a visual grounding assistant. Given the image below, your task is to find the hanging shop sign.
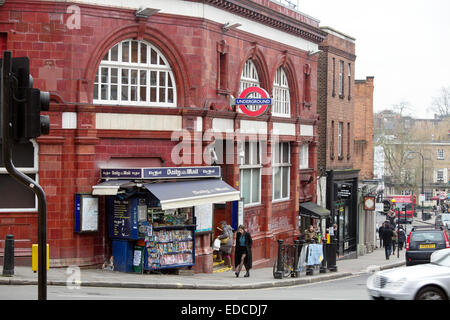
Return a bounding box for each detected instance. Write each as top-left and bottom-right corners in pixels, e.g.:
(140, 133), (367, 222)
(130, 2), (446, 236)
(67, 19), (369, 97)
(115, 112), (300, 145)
(363, 196), (375, 211)
(101, 166), (221, 180)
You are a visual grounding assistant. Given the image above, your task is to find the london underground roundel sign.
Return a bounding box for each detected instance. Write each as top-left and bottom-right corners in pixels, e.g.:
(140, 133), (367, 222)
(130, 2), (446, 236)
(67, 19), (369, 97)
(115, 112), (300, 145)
(236, 86), (272, 117)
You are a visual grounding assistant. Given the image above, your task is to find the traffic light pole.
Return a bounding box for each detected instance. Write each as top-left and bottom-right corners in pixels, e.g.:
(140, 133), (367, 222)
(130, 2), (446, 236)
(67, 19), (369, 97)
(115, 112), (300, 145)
(1, 51), (47, 300)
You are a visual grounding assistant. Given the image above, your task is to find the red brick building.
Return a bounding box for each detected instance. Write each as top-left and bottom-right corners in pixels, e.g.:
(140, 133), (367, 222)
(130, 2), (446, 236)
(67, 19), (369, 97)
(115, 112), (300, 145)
(0, 0), (325, 272)
(316, 27), (359, 258)
(353, 76), (374, 181)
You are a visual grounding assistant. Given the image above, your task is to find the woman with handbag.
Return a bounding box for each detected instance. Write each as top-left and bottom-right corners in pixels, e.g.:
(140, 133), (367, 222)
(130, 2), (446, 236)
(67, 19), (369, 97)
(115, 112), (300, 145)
(234, 225), (253, 277)
(217, 221), (233, 268)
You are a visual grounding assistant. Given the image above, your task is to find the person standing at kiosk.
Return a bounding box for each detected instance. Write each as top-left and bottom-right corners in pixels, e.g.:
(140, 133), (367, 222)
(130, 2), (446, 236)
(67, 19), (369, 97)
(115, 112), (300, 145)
(217, 221), (233, 268)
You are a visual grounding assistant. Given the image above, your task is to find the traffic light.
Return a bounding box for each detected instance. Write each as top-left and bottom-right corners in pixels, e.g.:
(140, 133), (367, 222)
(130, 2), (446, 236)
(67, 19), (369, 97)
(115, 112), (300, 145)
(1, 54), (50, 144)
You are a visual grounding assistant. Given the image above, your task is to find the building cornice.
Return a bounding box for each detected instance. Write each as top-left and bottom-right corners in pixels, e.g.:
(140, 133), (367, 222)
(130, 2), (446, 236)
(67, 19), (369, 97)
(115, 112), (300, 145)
(186, 0), (327, 44)
(319, 45), (356, 62)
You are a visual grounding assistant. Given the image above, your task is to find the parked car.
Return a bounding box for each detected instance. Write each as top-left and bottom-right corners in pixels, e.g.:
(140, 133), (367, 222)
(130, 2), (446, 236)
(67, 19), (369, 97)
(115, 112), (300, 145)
(406, 226), (450, 266)
(367, 248), (450, 300)
(435, 213), (450, 229)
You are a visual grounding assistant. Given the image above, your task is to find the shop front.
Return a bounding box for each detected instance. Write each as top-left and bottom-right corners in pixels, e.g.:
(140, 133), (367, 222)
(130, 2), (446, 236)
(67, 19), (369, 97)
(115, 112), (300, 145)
(326, 170), (359, 259)
(91, 166), (240, 273)
(299, 201), (330, 239)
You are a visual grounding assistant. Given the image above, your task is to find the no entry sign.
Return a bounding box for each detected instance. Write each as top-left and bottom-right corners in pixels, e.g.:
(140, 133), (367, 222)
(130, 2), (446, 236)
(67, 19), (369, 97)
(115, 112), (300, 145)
(235, 86), (272, 117)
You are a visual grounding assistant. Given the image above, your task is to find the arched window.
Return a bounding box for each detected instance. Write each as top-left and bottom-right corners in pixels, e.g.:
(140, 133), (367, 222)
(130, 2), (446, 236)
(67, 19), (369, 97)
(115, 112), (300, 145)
(239, 59), (261, 112)
(93, 39), (176, 107)
(272, 67), (290, 117)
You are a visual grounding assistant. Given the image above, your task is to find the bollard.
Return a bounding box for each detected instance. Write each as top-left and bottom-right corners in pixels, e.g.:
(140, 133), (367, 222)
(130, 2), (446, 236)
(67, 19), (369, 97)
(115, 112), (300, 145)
(274, 239), (284, 279)
(2, 234), (14, 277)
(327, 239), (338, 272)
(293, 240), (300, 278)
(320, 242), (328, 273)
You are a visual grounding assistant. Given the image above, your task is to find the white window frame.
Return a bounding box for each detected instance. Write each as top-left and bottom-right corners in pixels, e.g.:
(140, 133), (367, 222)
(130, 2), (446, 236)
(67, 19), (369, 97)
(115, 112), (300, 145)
(239, 59), (261, 113)
(239, 141), (262, 206)
(437, 169), (444, 183)
(272, 142), (290, 202)
(437, 149), (444, 160)
(338, 60), (344, 96)
(299, 144), (309, 169)
(0, 140), (39, 212)
(93, 39), (176, 107)
(272, 67), (290, 117)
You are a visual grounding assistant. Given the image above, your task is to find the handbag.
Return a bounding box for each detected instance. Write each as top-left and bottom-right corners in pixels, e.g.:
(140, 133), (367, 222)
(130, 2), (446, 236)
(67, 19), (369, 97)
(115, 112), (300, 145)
(220, 237), (229, 244)
(213, 238), (221, 251)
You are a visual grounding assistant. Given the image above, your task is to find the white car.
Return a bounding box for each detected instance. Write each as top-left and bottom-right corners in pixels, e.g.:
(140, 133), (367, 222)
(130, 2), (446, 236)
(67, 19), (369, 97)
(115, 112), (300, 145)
(367, 248), (450, 300)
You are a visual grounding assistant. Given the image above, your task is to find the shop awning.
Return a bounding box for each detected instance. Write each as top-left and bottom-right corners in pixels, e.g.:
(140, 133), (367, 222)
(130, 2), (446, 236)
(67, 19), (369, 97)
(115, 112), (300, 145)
(92, 180), (134, 195)
(144, 179), (240, 210)
(299, 202), (330, 219)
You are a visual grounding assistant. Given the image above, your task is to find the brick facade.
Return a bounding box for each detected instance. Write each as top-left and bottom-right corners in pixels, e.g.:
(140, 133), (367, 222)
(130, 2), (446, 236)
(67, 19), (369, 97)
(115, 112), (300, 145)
(353, 77), (374, 181)
(0, 0), (324, 272)
(317, 27), (356, 171)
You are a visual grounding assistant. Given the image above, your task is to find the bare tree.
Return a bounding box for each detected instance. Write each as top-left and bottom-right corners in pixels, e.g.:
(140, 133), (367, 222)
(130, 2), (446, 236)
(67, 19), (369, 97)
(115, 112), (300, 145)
(428, 86), (450, 118)
(374, 103), (420, 194)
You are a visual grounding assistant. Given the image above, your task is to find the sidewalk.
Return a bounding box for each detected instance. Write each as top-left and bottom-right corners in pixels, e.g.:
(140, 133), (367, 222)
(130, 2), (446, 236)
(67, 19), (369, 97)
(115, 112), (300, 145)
(0, 247), (405, 290)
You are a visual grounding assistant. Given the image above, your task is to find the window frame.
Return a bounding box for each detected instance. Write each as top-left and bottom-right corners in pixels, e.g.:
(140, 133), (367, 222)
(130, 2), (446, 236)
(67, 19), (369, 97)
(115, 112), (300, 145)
(239, 59), (261, 113)
(0, 140), (39, 212)
(272, 67), (291, 117)
(338, 121), (343, 159)
(299, 144), (309, 169)
(93, 39), (177, 107)
(347, 63), (351, 100)
(272, 142), (291, 202)
(338, 60), (344, 97)
(437, 149), (444, 160)
(437, 169), (444, 182)
(239, 141), (262, 207)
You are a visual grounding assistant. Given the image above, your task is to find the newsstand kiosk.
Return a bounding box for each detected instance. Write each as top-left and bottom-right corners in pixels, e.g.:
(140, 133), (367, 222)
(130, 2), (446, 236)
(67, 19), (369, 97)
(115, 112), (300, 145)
(93, 166), (240, 273)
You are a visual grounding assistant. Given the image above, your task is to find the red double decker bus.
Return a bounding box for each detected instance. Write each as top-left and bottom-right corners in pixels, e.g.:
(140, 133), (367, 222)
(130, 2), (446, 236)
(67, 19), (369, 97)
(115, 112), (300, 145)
(385, 194), (416, 224)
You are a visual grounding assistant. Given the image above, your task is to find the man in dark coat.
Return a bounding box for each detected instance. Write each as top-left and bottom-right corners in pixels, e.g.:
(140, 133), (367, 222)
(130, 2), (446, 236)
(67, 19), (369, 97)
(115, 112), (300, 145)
(234, 225), (252, 277)
(378, 223), (385, 248)
(381, 222), (394, 260)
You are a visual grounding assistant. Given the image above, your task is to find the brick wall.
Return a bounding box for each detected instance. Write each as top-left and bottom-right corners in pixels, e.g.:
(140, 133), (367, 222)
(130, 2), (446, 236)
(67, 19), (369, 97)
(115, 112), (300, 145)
(353, 77), (374, 180)
(317, 29), (356, 171)
(0, 0), (322, 270)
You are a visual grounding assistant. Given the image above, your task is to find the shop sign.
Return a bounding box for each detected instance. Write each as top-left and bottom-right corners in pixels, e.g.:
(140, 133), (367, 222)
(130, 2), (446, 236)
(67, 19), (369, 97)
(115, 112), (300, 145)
(337, 183), (352, 199)
(74, 194), (99, 233)
(234, 86), (272, 117)
(101, 168), (142, 179)
(101, 166), (221, 179)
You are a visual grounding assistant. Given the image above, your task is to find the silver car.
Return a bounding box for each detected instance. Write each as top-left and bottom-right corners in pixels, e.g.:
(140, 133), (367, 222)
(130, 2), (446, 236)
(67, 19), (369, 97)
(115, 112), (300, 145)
(367, 248), (450, 300)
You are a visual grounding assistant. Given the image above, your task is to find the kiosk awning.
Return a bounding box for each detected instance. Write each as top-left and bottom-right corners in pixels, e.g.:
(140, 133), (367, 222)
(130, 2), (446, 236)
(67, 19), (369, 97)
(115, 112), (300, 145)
(144, 179), (240, 210)
(92, 180), (134, 195)
(300, 202), (330, 218)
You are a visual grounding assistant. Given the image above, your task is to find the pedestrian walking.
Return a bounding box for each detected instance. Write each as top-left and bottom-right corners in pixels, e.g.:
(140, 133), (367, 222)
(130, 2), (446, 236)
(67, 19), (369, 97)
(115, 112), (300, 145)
(398, 226), (406, 251)
(216, 220), (233, 268)
(378, 223), (385, 248)
(381, 222), (394, 260)
(234, 225), (252, 278)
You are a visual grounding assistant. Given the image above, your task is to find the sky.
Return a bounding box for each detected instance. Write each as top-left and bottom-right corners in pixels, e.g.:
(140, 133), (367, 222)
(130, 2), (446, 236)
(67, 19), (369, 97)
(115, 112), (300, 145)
(295, 0), (450, 119)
